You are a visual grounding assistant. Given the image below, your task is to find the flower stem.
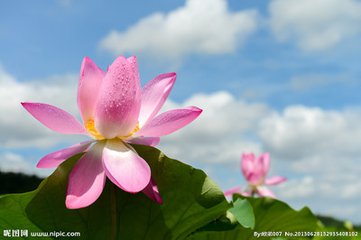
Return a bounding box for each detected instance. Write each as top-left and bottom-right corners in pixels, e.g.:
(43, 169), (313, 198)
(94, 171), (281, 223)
(251, 189), (256, 197)
(110, 183), (117, 240)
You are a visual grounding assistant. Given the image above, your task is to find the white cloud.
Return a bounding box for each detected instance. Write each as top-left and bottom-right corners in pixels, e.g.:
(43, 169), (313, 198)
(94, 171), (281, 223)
(269, 0), (361, 51)
(276, 169), (361, 221)
(158, 91), (361, 223)
(0, 152), (51, 177)
(161, 92), (361, 167)
(99, 0), (259, 60)
(159, 91), (269, 163)
(277, 176), (316, 199)
(0, 66), (85, 148)
(256, 105), (361, 222)
(260, 106), (361, 223)
(259, 105), (361, 160)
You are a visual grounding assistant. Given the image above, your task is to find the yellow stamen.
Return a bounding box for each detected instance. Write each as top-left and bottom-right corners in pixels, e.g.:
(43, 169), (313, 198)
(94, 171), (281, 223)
(85, 119), (105, 140)
(119, 123), (140, 139)
(85, 119), (140, 141)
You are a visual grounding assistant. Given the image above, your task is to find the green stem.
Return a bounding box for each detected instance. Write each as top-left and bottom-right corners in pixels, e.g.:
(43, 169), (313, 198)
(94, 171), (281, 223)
(110, 183), (117, 240)
(251, 188), (256, 197)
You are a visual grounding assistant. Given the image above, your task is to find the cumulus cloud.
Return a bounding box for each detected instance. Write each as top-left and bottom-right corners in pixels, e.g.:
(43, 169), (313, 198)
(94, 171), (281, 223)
(259, 106), (361, 223)
(276, 169), (361, 222)
(158, 91), (361, 223)
(269, 0), (361, 51)
(0, 66), (84, 148)
(99, 0), (259, 60)
(259, 105), (361, 160)
(0, 152), (51, 177)
(159, 91), (269, 163)
(161, 93), (361, 166)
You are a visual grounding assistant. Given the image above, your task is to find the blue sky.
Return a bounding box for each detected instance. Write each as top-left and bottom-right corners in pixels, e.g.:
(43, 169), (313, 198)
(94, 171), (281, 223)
(2, 0), (360, 109)
(1, 0), (361, 223)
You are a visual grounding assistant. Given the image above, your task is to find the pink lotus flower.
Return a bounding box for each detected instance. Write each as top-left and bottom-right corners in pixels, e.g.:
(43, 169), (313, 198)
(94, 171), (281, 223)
(224, 153), (286, 198)
(22, 56), (202, 209)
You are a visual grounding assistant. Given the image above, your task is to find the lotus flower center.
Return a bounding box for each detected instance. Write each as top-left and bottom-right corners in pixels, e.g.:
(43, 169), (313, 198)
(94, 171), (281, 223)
(252, 176), (265, 186)
(85, 119), (105, 140)
(85, 119), (140, 140)
(119, 124), (140, 139)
